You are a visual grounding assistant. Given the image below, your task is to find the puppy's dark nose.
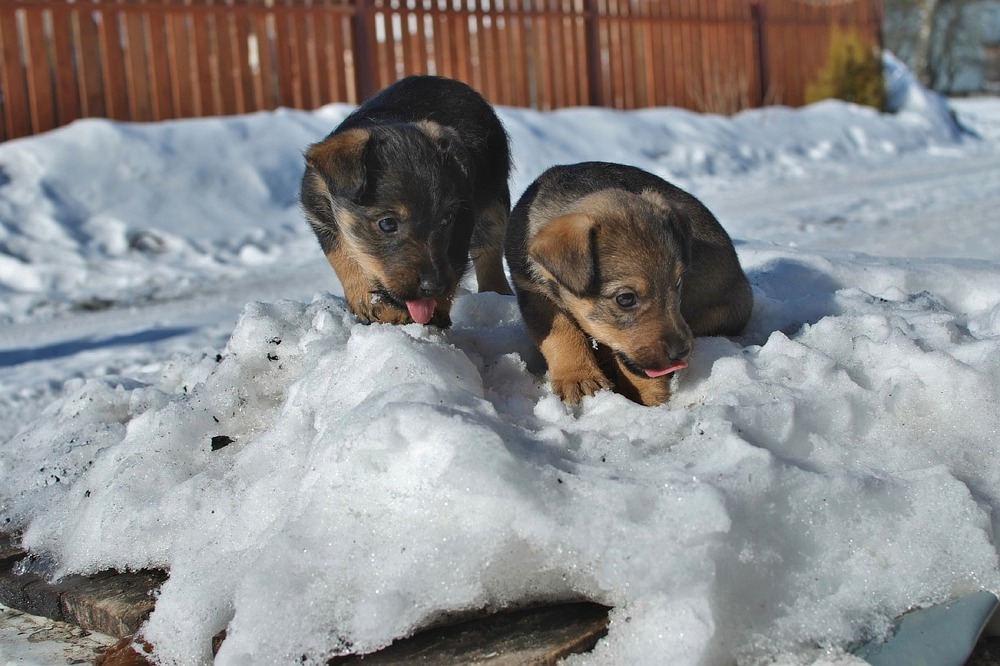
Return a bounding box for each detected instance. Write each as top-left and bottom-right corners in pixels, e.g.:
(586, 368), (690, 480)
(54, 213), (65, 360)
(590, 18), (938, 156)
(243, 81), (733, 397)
(667, 343), (690, 362)
(419, 275), (445, 296)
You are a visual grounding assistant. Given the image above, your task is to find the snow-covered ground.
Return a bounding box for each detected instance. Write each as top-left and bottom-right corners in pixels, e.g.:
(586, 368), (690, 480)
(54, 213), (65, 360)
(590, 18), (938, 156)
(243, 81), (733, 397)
(1, 55), (999, 665)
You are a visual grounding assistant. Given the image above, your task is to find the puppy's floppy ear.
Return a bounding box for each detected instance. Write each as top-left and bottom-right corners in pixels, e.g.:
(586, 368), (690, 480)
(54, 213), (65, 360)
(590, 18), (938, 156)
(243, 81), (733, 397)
(417, 120), (475, 181)
(529, 214), (596, 296)
(304, 128), (371, 200)
(641, 188), (692, 264)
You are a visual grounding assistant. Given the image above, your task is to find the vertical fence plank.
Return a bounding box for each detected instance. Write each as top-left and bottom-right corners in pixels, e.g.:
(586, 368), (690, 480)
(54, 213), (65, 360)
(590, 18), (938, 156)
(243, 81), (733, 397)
(123, 9), (153, 121)
(618, 0), (633, 108)
(214, 9), (241, 115)
(166, 11), (196, 118)
(273, 5), (296, 108)
(49, 6), (82, 128)
(431, 0), (448, 78)
(660, 1), (679, 107)
(230, 9), (253, 115)
(569, 0), (584, 106)
(369, 1), (391, 90)
(639, 3), (653, 107)
(549, 0), (573, 107)
(253, 9), (276, 108)
(72, 7), (106, 119)
(144, 7), (173, 120)
(353, 0), (376, 100)
(569, 0), (585, 107)
(397, 1), (413, 77)
(188, 7), (219, 116)
(648, 0), (666, 107)
(506, 0), (527, 107)
(597, 0), (611, 108)
(411, 0), (430, 75)
(321, 6), (338, 104)
(23, 7), (56, 133)
(416, 2), (432, 76)
(479, 0), (499, 102)
(297, 9), (319, 109)
(534, 2), (553, 109)
(97, 7), (130, 120)
(311, 9), (333, 105)
(450, 0), (470, 84)
(0, 7), (31, 140)
(494, 1), (514, 104)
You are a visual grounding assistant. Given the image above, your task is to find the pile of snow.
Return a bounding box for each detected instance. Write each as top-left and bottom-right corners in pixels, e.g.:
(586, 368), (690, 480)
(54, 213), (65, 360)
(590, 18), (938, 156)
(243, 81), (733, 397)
(5, 248), (1000, 665)
(2, 55), (999, 665)
(882, 51), (961, 138)
(0, 109), (337, 324)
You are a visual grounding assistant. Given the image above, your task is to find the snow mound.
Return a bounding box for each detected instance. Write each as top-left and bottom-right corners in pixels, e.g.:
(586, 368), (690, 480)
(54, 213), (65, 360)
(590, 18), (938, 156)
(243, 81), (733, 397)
(0, 107), (350, 324)
(3, 245), (999, 665)
(883, 51), (961, 138)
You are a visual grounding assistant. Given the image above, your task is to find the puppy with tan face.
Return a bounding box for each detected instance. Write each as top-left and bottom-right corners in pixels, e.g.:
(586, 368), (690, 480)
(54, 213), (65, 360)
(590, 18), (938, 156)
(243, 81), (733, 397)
(506, 162), (753, 406)
(301, 75), (512, 328)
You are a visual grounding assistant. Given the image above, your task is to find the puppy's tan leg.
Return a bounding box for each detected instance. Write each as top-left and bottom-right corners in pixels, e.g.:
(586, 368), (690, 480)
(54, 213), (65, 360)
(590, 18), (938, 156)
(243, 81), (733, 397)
(520, 289), (610, 403)
(611, 360), (673, 407)
(470, 200), (513, 295)
(325, 247), (410, 325)
(429, 293), (454, 329)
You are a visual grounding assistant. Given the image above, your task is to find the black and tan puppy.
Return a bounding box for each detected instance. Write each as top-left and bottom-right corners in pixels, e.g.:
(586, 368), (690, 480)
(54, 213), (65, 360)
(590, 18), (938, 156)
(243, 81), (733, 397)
(301, 75), (512, 328)
(506, 162), (752, 406)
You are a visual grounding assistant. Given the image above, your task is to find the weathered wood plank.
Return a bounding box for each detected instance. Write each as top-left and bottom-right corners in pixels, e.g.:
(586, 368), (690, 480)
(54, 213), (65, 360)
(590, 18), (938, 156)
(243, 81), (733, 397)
(61, 570), (167, 639)
(0, 534), (165, 640)
(328, 601), (611, 665)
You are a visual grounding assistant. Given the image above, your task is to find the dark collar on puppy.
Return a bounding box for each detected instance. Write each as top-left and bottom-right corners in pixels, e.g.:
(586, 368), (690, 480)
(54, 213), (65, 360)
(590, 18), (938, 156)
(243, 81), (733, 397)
(615, 351), (651, 379)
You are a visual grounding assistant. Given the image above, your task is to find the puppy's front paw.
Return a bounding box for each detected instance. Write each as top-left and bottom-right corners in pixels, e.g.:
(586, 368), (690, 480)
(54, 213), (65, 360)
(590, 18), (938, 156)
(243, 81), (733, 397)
(551, 370), (612, 404)
(428, 309), (452, 329)
(353, 298), (411, 325)
(620, 376), (673, 407)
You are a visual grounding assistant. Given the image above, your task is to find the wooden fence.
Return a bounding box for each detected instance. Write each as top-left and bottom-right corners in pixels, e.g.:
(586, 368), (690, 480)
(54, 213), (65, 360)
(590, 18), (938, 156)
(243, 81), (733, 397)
(0, 0), (882, 142)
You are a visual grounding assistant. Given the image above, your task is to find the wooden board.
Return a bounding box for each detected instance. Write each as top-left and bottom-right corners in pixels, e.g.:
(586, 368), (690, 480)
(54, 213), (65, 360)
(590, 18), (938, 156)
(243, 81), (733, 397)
(0, 534), (165, 640)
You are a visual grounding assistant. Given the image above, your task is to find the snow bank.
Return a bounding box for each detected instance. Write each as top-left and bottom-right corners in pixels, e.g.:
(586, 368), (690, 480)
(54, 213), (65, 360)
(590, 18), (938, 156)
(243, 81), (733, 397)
(0, 108), (349, 324)
(3, 243), (999, 665)
(883, 51), (961, 138)
(0, 54), (978, 325)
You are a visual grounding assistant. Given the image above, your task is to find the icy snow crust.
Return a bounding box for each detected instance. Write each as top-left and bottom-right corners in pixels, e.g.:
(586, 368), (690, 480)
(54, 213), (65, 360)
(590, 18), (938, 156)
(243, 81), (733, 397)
(2, 56), (1000, 664)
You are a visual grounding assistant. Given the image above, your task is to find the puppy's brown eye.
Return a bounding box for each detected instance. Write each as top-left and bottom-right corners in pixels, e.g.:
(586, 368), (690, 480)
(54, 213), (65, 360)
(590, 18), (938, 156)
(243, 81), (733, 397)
(377, 217), (400, 233)
(440, 215), (454, 227)
(615, 292), (638, 309)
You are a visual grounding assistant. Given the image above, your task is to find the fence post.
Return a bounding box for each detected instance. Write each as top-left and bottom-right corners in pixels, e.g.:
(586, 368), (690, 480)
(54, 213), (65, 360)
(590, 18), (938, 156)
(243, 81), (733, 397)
(750, 0), (767, 107)
(352, 0), (376, 102)
(583, 0), (602, 107)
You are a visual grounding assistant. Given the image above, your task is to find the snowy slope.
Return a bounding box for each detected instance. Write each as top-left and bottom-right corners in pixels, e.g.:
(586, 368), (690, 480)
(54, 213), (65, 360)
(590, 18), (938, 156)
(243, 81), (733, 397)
(1, 58), (999, 665)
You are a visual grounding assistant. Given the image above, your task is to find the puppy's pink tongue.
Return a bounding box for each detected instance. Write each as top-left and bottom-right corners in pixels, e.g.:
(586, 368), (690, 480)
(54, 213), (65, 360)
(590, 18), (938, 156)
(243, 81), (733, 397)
(406, 298), (437, 324)
(644, 361), (688, 378)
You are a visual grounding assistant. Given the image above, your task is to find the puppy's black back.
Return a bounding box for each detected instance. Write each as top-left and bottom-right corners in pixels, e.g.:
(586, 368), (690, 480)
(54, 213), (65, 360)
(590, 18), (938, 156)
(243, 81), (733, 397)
(336, 75), (510, 208)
